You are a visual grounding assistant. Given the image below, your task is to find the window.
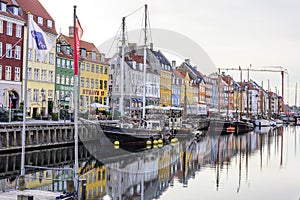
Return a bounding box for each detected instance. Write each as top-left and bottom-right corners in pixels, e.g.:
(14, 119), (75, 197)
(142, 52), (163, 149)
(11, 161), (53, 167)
(70, 76), (74, 85)
(66, 60), (70, 69)
(80, 63), (84, 70)
(0, 65), (2, 79)
(91, 52), (96, 60)
(6, 22), (12, 36)
(6, 44), (12, 58)
(86, 63), (90, 71)
(16, 24), (22, 38)
(91, 79), (94, 89)
(47, 19), (52, 28)
(56, 58), (61, 67)
(33, 89), (38, 102)
(61, 59), (65, 68)
(15, 46), (21, 59)
(96, 65), (99, 73)
(15, 67), (20, 81)
(56, 43), (61, 53)
(5, 66), (11, 80)
(100, 66), (103, 74)
(49, 71), (54, 82)
(104, 81), (107, 90)
(37, 17), (43, 25)
(0, 3), (6, 12)
(0, 20), (3, 33)
(71, 61), (74, 69)
(34, 68), (40, 80)
(34, 50), (40, 61)
(80, 77), (84, 87)
(28, 49), (32, 60)
(95, 79), (99, 89)
(66, 75), (69, 85)
(12, 7), (18, 15)
(86, 78), (89, 88)
(41, 70), (46, 81)
(48, 90), (53, 99)
(27, 68), (32, 80)
(100, 80), (103, 89)
(0, 42), (2, 56)
(91, 64), (94, 72)
(81, 49), (86, 58)
(56, 74), (60, 84)
(49, 53), (54, 64)
(104, 67), (108, 74)
(61, 74), (65, 85)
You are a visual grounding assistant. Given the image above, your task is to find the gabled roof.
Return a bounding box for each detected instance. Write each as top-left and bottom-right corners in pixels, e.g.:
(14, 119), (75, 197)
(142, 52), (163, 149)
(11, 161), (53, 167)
(180, 61), (205, 83)
(151, 50), (171, 66)
(125, 53), (149, 64)
(0, 0), (25, 21)
(16, 0), (57, 35)
(173, 69), (186, 79)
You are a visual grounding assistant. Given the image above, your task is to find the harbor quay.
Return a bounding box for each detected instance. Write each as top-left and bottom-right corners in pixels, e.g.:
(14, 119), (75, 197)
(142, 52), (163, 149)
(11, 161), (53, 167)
(0, 120), (75, 153)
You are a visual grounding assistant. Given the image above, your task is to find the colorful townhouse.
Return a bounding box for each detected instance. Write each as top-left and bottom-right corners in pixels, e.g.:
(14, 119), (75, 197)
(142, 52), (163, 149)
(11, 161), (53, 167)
(0, 0), (26, 113)
(18, 0), (57, 119)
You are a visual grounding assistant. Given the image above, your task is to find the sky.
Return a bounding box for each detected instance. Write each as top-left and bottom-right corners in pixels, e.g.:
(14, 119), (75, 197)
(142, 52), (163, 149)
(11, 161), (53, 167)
(39, 0), (300, 106)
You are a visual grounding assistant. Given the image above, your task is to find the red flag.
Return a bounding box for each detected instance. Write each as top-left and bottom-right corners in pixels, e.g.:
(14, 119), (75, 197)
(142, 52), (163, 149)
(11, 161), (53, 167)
(10, 98), (12, 108)
(74, 16), (83, 75)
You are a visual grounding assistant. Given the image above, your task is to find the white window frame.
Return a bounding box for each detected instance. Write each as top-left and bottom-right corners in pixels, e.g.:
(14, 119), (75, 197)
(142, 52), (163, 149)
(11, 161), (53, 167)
(27, 68), (32, 80)
(47, 19), (52, 28)
(56, 74), (60, 84)
(15, 46), (21, 59)
(6, 22), (12, 36)
(49, 71), (54, 82)
(0, 42), (2, 56)
(28, 49), (32, 60)
(16, 24), (22, 38)
(6, 43), (12, 58)
(49, 53), (54, 64)
(0, 20), (3, 33)
(34, 68), (40, 80)
(41, 70), (46, 81)
(37, 17), (43, 25)
(15, 67), (20, 81)
(5, 66), (11, 80)
(0, 65), (2, 80)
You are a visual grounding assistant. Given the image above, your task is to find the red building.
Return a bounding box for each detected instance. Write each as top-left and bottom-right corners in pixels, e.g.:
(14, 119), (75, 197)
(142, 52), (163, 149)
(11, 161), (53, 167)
(0, 0), (26, 110)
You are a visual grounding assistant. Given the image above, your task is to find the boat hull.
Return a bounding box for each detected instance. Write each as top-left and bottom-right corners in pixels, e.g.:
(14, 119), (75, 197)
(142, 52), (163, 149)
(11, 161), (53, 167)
(233, 121), (254, 134)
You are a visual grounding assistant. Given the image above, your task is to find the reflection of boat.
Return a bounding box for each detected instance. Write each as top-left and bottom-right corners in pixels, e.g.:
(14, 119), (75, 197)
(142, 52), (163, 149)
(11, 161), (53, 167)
(254, 118), (270, 127)
(254, 126), (271, 134)
(206, 118), (235, 135)
(233, 120), (254, 134)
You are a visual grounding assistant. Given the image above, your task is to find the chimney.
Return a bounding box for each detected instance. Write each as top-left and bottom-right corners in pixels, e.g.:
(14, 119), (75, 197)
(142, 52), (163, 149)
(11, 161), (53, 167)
(172, 60), (176, 68)
(69, 26), (74, 37)
(185, 59), (190, 65)
(150, 43), (153, 50)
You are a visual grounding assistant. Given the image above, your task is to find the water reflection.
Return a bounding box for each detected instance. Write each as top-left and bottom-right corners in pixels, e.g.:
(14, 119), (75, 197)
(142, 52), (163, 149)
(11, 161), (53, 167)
(1, 126), (300, 200)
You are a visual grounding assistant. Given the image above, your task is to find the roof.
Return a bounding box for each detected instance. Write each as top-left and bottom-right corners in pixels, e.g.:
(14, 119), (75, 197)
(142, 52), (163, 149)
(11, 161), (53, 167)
(151, 50), (171, 66)
(125, 53), (149, 64)
(0, 1), (26, 22)
(16, 0), (57, 35)
(173, 69), (186, 79)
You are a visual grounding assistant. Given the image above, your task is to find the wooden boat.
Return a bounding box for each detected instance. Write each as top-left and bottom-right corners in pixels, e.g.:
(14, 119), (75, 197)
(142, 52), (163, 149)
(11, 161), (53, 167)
(206, 118), (235, 135)
(233, 120), (254, 134)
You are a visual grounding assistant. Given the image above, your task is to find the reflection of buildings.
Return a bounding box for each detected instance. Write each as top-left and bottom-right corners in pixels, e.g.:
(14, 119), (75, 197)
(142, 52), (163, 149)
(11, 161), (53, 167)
(79, 161), (106, 199)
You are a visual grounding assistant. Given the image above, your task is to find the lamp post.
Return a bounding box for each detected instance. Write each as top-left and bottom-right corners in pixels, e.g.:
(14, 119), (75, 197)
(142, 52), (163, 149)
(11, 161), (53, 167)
(41, 88), (45, 117)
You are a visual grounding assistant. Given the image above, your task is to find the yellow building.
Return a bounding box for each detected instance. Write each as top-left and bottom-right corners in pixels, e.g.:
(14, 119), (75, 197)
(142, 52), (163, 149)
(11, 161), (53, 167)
(22, 12), (57, 119)
(58, 34), (109, 111)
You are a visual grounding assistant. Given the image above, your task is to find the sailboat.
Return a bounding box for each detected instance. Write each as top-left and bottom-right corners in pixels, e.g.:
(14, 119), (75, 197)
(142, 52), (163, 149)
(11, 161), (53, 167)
(233, 67), (254, 134)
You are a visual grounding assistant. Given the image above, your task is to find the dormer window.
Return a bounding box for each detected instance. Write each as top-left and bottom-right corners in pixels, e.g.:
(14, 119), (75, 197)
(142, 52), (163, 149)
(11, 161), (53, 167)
(66, 46), (70, 55)
(0, 2), (6, 12)
(47, 20), (52, 28)
(13, 7), (18, 15)
(37, 17), (43, 25)
(91, 52), (96, 60)
(81, 49), (86, 58)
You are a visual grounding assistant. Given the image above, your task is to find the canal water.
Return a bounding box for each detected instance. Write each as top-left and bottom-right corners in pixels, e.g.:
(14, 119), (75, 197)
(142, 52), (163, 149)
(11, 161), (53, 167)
(0, 125), (299, 200)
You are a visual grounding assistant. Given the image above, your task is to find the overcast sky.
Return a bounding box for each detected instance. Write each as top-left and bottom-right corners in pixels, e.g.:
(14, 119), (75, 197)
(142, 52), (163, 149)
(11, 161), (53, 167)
(40, 0), (300, 106)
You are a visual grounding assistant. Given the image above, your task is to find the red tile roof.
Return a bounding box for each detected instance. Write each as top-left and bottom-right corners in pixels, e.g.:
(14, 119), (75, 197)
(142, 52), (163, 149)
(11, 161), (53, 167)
(16, 0), (57, 35)
(125, 53), (149, 64)
(174, 69), (186, 79)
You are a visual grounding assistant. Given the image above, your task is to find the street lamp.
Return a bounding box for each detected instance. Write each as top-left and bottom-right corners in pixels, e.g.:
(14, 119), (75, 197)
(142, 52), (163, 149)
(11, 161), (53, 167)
(41, 88), (45, 117)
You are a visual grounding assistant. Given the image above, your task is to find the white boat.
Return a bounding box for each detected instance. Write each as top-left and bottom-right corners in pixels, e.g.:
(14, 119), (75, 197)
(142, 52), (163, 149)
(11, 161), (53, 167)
(254, 126), (271, 134)
(254, 119), (270, 127)
(275, 119), (283, 127)
(269, 119), (276, 127)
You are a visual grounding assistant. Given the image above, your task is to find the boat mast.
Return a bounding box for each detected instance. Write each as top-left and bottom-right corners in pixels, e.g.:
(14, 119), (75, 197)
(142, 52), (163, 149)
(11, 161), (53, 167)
(142, 4), (148, 120)
(217, 69), (221, 119)
(295, 82), (298, 109)
(120, 17), (125, 117)
(239, 66), (242, 121)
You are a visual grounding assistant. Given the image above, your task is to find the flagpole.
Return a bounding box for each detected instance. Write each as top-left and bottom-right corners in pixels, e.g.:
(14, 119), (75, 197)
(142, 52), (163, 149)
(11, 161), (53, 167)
(19, 12), (31, 190)
(73, 5), (80, 199)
